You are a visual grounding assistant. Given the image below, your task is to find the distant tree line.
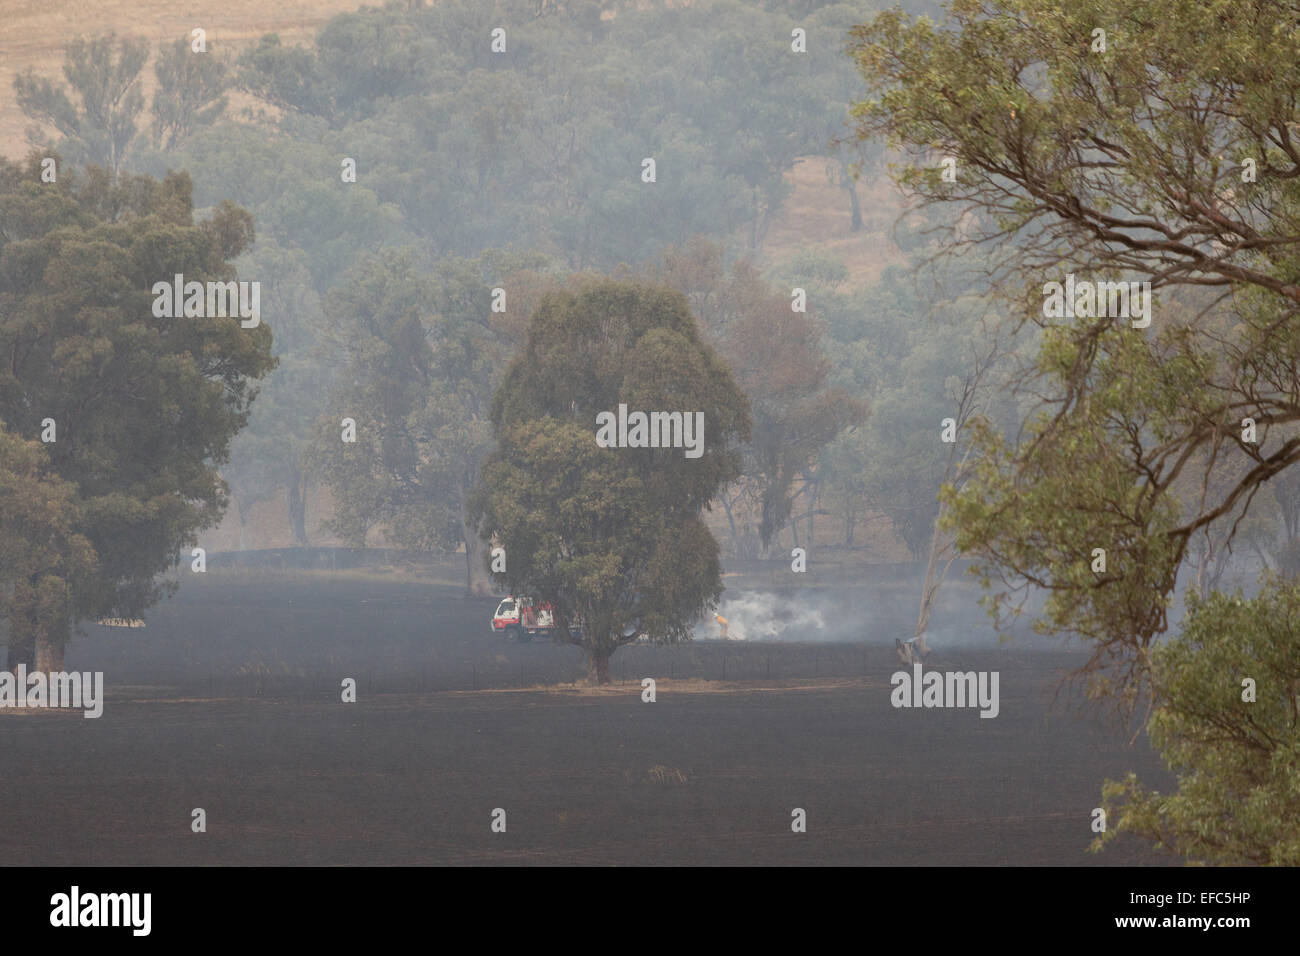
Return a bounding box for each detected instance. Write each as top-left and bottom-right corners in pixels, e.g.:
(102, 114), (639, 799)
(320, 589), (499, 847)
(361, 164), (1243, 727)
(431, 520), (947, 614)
(13, 1), (963, 588)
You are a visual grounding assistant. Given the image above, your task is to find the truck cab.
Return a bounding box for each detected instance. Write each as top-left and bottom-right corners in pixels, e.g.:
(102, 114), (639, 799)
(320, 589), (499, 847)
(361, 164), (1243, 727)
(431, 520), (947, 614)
(491, 597), (521, 634)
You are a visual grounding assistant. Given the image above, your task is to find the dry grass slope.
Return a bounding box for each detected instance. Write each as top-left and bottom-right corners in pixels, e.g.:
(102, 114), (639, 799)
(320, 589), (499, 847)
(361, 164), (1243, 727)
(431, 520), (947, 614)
(0, 0), (366, 157)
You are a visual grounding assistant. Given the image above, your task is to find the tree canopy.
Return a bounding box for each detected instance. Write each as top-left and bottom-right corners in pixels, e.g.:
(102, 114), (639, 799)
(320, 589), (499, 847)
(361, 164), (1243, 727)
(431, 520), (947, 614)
(472, 279), (751, 681)
(852, 0), (1300, 705)
(1094, 575), (1300, 865)
(0, 154), (275, 666)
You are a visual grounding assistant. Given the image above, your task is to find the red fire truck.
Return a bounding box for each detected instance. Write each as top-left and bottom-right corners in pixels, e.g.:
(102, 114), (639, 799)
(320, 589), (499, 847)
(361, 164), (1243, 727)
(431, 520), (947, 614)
(490, 597), (580, 642)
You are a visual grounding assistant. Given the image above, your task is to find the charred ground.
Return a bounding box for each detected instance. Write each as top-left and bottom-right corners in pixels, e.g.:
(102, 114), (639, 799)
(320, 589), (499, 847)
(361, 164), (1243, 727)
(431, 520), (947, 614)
(0, 554), (1172, 865)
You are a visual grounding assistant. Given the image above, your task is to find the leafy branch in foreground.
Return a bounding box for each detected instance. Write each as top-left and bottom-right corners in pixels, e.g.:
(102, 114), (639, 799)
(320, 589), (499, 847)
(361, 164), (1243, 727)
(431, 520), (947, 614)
(1092, 575), (1300, 865)
(853, 0), (1300, 705)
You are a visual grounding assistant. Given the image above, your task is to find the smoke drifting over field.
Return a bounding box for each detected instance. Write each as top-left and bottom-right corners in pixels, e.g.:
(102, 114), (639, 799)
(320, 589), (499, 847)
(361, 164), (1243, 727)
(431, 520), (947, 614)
(703, 591), (831, 642)
(696, 581), (1030, 649)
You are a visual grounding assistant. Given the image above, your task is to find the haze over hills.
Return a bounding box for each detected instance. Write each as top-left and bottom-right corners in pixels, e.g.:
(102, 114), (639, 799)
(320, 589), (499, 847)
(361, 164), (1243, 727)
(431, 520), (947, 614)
(1, 0), (909, 555)
(0, 0), (904, 298)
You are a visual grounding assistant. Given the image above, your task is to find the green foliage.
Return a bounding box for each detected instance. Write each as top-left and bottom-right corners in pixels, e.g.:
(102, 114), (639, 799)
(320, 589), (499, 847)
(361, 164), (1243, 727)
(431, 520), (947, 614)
(645, 240), (865, 554)
(308, 251), (444, 548)
(221, 241), (328, 544)
(472, 279), (751, 679)
(852, 0), (1300, 703)
(207, 0), (873, 267)
(0, 154), (275, 663)
(235, 35), (333, 118)
(804, 257), (1019, 557)
(307, 248), (550, 591)
(14, 34), (149, 180)
(159, 125), (413, 287)
(938, 310), (1197, 705)
(151, 37), (229, 151)
(770, 247), (849, 293)
(0, 422), (97, 663)
(1093, 576), (1300, 865)
(107, 1), (889, 547)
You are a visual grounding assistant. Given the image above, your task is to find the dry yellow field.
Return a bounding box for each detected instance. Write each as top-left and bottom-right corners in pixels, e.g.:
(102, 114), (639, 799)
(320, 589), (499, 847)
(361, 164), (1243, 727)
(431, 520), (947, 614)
(761, 156), (907, 287)
(0, 0), (367, 157)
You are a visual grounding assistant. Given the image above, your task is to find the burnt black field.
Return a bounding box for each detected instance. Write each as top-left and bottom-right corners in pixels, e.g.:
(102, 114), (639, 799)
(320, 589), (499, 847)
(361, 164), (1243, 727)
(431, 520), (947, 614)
(0, 556), (1174, 865)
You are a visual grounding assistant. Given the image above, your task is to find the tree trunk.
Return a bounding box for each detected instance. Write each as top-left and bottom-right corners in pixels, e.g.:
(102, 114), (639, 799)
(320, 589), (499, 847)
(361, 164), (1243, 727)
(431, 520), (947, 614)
(588, 648), (612, 685)
(806, 481), (818, 549)
(232, 490), (249, 550)
(1195, 538), (1208, 599)
(846, 179), (862, 232)
(755, 198), (776, 249)
(721, 493), (742, 558)
(915, 509), (949, 640)
(462, 514), (494, 597)
(461, 475), (494, 597)
(7, 630), (34, 671)
(286, 469), (308, 546)
(36, 632), (65, 672)
(9, 618), (64, 672)
(914, 450), (961, 655)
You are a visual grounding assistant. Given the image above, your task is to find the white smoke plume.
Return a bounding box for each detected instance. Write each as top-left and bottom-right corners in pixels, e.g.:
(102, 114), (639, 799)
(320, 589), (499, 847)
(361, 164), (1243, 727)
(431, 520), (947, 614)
(693, 586), (1016, 647)
(698, 590), (827, 642)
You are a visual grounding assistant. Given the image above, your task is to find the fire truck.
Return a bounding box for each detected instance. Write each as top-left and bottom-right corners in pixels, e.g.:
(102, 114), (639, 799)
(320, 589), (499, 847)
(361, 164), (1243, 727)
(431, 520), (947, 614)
(490, 597), (581, 642)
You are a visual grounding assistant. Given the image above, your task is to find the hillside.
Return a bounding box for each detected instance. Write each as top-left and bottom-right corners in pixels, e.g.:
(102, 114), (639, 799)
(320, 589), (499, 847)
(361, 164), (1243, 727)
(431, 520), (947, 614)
(2, 0), (909, 556)
(0, 0), (364, 156)
(0, 0), (904, 292)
